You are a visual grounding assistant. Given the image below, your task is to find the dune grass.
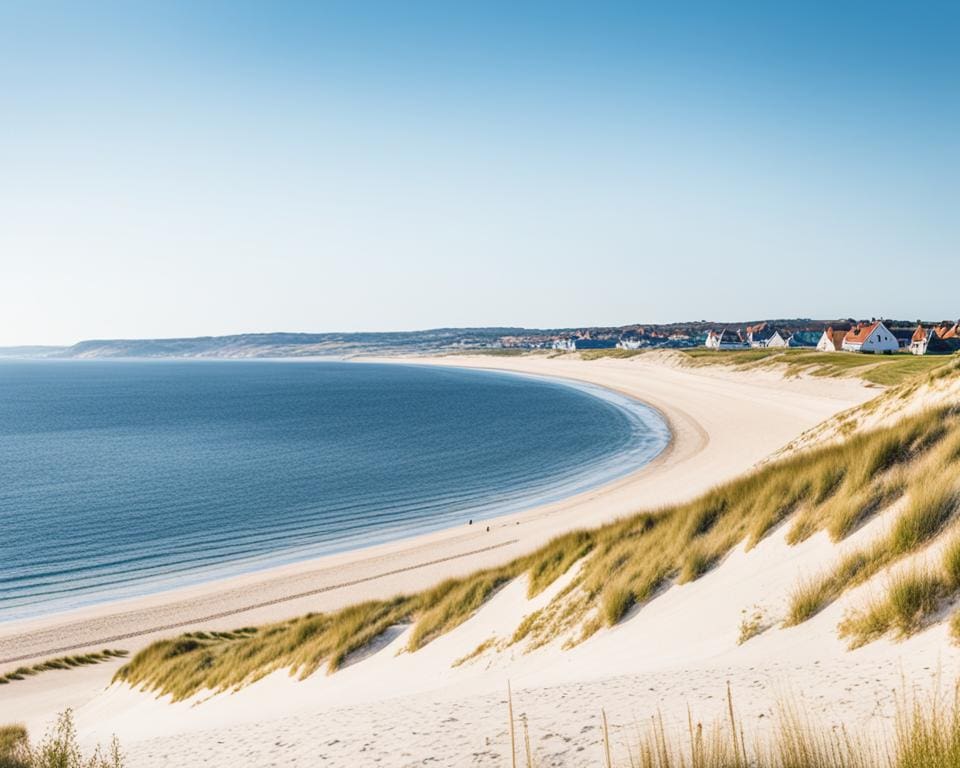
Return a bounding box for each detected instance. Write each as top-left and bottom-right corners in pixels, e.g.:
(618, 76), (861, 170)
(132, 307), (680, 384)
(579, 348), (647, 360)
(0, 725), (28, 768)
(681, 347), (784, 364)
(837, 528), (960, 648)
(0, 650), (128, 687)
(786, 452), (960, 627)
(839, 568), (945, 647)
(500, 682), (960, 768)
(679, 347), (956, 386)
(0, 711), (123, 768)
(116, 397), (960, 702)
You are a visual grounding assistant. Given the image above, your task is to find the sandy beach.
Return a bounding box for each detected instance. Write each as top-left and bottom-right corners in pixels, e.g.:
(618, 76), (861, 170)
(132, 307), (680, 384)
(0, 354), (880, 762)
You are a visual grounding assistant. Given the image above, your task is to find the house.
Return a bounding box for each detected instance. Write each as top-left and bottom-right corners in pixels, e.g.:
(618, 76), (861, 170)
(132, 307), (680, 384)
(764, 330), (794, 348)
(746, 323), (773, 348)
(841, 321), (900, 354)
(745, 323), (793, 348)
(816, 326), (848, 352)
(551, 338), (576, 351)
(705, 329), (748, 350)
(617, 337), (643, 350)
(936, 321), (959, 340)
(746, 322), (805, 348)
(910, 325), (933, 355)
(910, 324), (960, 355)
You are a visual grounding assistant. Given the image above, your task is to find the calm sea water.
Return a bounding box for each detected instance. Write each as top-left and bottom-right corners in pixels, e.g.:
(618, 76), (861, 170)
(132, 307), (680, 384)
(0, 360), (668, 622)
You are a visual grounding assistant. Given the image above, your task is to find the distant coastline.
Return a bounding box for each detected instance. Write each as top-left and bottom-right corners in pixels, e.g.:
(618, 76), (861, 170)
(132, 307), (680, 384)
(5, 317), (945, 359)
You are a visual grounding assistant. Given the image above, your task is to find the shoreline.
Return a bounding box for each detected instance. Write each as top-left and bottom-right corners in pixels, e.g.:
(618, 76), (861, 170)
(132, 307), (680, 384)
(0, 355), (873, 674)
(0, 363), (669, 634)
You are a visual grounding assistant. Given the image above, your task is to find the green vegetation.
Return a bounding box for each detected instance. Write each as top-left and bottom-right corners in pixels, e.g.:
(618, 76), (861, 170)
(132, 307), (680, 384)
(679, 347), (957, 386)
(0, 712), (123, 768)
(0, 650), (128, 686)
(578, 348), (646, 360)
(459, 348), (534, 357)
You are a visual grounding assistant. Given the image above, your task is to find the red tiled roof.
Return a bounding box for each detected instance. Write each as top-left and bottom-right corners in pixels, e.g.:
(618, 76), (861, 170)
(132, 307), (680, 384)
(844, 321), (880, 344)
(912, 325), (927, 344)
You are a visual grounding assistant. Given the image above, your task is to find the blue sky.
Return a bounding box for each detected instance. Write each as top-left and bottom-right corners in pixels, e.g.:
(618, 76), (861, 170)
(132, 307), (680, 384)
(1, 2), (957, 344)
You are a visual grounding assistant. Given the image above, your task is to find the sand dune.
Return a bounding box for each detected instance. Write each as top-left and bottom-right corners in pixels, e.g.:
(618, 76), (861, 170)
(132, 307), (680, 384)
(0, 355), (879, 764)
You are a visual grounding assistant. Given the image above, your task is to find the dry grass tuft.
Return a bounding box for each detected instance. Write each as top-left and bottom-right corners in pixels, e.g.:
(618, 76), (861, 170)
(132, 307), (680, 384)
(501, 681), (960, 767)
(889, 479), (958, 556)
(0, 650), (128, 687)
(0, 725), (29, 768)
(839, 568), (945, 647)
(0, 711), (124, 768)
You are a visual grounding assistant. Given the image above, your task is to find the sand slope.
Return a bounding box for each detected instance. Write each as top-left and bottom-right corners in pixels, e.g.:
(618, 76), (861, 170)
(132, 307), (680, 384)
(0, 355), (880, 764)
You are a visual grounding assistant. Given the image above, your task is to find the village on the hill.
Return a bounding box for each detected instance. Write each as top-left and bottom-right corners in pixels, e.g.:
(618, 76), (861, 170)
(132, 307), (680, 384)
(705, 319), (960, 355)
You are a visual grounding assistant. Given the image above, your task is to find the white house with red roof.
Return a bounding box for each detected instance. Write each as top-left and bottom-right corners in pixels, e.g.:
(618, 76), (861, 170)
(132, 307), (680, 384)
(911, 324), (960, 355)
(841, 321), (899, 353)
(816, 326), (849, 352)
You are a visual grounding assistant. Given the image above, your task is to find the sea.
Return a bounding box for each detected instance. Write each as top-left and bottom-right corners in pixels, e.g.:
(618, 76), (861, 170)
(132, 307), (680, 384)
(0, 359), (668, 622)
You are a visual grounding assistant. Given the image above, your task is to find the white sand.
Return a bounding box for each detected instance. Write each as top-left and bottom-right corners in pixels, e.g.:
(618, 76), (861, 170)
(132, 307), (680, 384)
(0, 354), (891, 765)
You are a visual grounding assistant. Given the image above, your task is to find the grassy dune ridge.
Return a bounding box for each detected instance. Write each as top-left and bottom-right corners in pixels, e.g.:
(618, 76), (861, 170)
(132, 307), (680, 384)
(676, 348), (956, 386)
(116, 367), (960, 703)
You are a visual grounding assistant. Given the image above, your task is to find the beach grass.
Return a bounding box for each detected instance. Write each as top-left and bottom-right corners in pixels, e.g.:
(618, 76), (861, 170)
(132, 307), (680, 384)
(497, 681), (960, 768)
(0, 711), (123, 768)
(786, 447), (960, 629)
(578, 348), (647, 360)
(839, 567), (945, 647)
(836, 528), (960, 648)
(0, 650), (128, 687)
(116, 371), (960, 701)
(678, 348), (956, 386)
(0, 725), (29, 768)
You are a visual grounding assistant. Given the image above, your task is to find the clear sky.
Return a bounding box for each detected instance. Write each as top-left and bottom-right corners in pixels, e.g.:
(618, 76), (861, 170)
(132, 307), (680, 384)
(1, 1), (957, 345)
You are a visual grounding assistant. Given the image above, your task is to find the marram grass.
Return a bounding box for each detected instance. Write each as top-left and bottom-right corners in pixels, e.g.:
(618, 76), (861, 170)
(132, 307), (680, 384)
(117, 398), (960, 702)
(0, 710), (123, 768)
(786, 443), (960, 628)
(837, 528), (960, 648)
(500, 682), (960, 768)
(0, 650), (128, 687)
